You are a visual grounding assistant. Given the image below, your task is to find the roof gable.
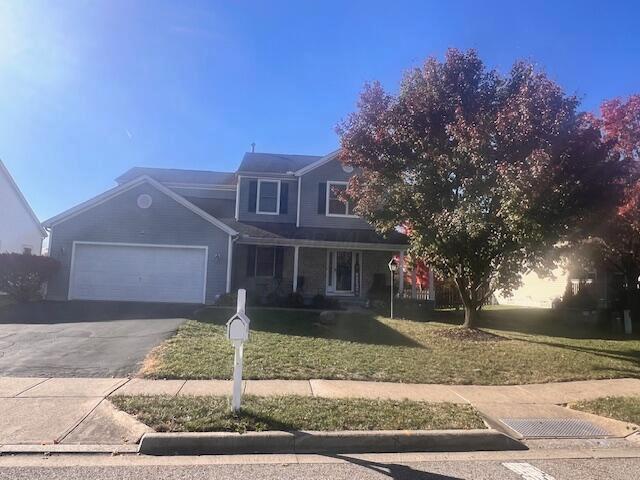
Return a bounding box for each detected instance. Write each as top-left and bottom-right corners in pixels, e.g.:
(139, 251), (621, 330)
(0, 159), (46, 237)
(116, 167), (236, 186)
(43, 175), (237, 235)
(294, 150), (340, 176)
(238, 152), (322, 174)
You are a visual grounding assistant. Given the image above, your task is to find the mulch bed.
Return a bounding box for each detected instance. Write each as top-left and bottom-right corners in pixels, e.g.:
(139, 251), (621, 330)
(432, 327), (507, 342)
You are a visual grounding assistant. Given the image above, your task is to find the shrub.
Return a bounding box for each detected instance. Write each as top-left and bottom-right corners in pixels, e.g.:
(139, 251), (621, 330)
(285, 292), (305, 308)
(215, 292), (237, 306)
(311, 294), (340, 310)
(561, 284), (598, 311)
(0, 253), (60, 302)
(263, 291), (282, 307)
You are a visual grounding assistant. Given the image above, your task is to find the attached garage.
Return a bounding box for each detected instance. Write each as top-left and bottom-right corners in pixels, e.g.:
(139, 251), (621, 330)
(69, 242), (208, 304)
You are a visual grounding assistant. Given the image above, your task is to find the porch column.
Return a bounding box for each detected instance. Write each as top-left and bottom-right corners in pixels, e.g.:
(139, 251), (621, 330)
(428, 266), (435, 301)
(226, 235), (233, 293)
(411, 269), (417, 299)
(398, 251), (405, 295)
(292, 245), (300, 292)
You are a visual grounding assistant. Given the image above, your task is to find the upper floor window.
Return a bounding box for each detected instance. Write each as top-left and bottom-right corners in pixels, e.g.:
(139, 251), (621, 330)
(326, 181), (356, 217)
(257, 179), (280, 215)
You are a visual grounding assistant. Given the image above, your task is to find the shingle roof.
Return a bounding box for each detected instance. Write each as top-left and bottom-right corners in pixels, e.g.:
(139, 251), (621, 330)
(217, 218), (408, 246)
(116, 167), (236, 185)
(237, 152), (322, 174)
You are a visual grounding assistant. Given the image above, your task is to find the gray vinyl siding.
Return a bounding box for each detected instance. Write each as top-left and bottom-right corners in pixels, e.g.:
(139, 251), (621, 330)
(237, 176), (297, 223)
(299, 159), (373, 229)
(46, 182), (230, 303)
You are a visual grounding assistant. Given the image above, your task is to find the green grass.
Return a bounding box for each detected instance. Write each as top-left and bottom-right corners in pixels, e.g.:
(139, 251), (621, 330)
(142, 307), (640, 385)
(572, 396), (640, 425)
(111, 395), (484, 433)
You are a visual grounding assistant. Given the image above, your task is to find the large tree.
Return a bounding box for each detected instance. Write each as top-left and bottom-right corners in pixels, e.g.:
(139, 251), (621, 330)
(338, 49), (627, 327)
(574, 95), (640, 316)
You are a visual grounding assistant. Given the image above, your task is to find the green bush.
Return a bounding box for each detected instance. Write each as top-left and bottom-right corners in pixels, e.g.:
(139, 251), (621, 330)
(285, 292), (305, 308)
(214, 292), (237, 306)
(311, 294), (340, 310)
(0, 253), (60, 302)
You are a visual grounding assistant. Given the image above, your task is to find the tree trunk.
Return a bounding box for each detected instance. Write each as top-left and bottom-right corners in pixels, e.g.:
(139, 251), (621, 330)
(454, 276), (481, 329)
(463, 304), (479, 328)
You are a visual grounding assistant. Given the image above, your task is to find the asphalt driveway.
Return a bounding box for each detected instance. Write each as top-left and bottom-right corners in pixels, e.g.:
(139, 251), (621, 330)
(0, 301), (195, 377)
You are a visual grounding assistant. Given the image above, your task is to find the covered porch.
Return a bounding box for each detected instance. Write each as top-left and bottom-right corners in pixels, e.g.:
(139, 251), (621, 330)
(230, 241), (434, 303)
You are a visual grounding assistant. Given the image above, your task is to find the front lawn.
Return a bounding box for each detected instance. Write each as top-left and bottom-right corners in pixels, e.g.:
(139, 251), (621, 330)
(111, 395), (484, 433)
(142, 307), (640, 385)
(571, 396), (640, 426)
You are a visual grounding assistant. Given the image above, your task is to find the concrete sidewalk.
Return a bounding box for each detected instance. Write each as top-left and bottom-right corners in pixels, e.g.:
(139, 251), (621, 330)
(1, 376), (639, 446)
(110, 377), (640, 405)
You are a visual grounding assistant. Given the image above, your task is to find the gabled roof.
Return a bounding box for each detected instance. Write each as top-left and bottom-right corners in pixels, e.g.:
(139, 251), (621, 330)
(0, 159), (46, 237)
(115, 167), (236, 186)
(294, 149), (340, 176)
(42, 175), (238, 236)
(237, 152), (322, 174)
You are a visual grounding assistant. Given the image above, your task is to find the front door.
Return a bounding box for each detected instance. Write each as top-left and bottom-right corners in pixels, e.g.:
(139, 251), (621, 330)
(327, 250), (361, 295)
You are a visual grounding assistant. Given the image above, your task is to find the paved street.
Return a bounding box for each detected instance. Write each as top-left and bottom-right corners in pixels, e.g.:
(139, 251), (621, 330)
(0, 453), (639, 479)
(0, 301), (191, 377)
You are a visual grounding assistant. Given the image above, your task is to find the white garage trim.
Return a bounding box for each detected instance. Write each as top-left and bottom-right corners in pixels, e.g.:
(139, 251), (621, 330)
(68, 241), (208, 304)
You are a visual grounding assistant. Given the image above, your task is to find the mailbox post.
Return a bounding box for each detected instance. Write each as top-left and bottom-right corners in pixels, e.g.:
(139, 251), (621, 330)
(226, 289), (250, 413)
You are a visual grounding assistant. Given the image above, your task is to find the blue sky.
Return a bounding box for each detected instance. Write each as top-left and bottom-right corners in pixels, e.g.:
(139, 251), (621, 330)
(1, 0), (638, 220)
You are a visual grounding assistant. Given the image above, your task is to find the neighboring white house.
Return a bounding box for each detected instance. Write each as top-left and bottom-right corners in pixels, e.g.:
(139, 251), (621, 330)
(0, 159), (46, 254)
(495, 267), (568, 308)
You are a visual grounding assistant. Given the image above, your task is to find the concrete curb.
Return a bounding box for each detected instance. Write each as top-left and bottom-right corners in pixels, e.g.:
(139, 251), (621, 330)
(138, 429), (527, 456)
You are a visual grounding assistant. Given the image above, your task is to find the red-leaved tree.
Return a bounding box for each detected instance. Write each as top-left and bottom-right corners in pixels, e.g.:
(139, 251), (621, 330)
(577, 94), (640, 317)
(338, 49), (628, 328)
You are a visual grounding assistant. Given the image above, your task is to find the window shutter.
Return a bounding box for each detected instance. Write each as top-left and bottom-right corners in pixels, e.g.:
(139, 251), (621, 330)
(280, 182), (289, 215)
(317, 182), (326, 214)
(280, 183), (289, 214)
(246, 245), (256, 277)
(248, 180), (257, 212)
(274, 247), (284, 279)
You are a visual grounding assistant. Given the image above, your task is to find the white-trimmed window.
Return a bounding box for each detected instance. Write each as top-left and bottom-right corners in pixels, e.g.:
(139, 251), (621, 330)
(326, 181), (356, 217)
(257, 179), (281, 214)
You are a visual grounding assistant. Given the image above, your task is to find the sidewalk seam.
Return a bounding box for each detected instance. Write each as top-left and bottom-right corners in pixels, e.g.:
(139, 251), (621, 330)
(448, 388), (472, 404)
(55, 398), (106, 445)
(12, 377), (51, 397)
(55, 378), (132, 444)
(174, 380), (187, 397)
(308, 380), (315, 397)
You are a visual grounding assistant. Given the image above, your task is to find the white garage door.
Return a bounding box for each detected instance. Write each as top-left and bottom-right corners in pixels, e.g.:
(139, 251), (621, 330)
(69, 242), (207, 304)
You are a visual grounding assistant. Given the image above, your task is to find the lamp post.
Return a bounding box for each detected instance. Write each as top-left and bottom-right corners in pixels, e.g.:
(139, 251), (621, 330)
(388, 258), (398, 319)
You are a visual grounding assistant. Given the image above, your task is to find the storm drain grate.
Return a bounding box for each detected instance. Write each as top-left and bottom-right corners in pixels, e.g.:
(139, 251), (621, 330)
(499, 418), (610, 438)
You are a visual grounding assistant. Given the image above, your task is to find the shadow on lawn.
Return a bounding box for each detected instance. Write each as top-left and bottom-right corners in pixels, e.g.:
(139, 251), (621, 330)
(195, 307), (424, 348)
(433, 307), (639, 341)
(516, 336), (640, 365)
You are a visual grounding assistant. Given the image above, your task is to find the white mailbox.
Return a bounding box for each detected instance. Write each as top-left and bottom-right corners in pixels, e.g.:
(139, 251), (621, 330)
(226, 311), (250, 342)
(226, 289), (250, 413)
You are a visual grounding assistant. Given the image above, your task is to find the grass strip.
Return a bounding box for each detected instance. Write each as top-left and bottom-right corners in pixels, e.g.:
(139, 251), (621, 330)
(111, 395), (485, 433)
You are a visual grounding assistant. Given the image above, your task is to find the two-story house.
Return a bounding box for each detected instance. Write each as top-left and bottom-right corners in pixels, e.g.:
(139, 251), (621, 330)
(42, 151), (410, 305)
